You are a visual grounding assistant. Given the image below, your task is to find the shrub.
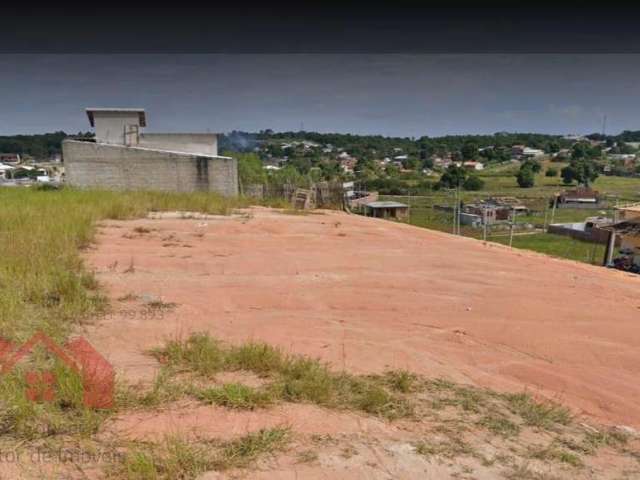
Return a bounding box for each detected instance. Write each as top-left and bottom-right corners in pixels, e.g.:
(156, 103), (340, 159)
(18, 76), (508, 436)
(516, 166), (535, 188)
(463, 175), (485, 191)
(545, 167), (558, 177)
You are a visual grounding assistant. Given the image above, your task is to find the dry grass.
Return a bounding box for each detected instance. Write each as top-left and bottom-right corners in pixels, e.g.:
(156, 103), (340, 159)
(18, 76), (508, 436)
(0, 187), (286, 442)
(152, 333), (413, 420)
(112, 428), (290, 479)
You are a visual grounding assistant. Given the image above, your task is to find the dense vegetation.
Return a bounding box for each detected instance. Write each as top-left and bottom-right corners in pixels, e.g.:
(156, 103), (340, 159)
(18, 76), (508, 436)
(0, 131), (92, 159)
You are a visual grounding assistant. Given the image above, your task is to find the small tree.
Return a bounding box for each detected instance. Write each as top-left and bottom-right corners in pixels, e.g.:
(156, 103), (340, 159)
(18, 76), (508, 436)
(516, 165), (535, 188)
(521, 159), (542, 173)
(463, 175), (485, 191)
(561, 159), (599, 187)
(438, 164), (467, 189)
(561, 165), (576, 184)
(545, 167), (558, 177)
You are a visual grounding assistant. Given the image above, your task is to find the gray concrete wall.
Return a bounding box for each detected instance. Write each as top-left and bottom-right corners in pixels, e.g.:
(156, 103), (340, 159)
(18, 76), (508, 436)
(62, 140), (237, 196)
(93, 112), (142, 145)
(139, 133), (218, 156)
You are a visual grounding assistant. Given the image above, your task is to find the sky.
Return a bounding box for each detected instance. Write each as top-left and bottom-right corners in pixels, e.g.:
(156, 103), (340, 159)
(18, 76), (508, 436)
(1, 54), (639, 138)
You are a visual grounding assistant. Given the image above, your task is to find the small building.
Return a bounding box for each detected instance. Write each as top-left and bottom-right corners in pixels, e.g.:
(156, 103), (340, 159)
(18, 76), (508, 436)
(62, 108), (238, 195)
(547, 217), (615, 244)
(364, 201), (409, 220)
(0, 153), (21, 165)
(616, 203), (640, 221)
(603, 219), (640, 269)
(463, 161), (484, 171)
(557, 187), (602, 207)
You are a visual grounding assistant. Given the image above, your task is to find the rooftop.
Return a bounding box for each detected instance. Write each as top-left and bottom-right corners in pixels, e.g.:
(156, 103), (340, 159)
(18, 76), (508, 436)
(85, 108), (147, 127)
(365, 201), (408, 209)
(605, 219), (640, 236)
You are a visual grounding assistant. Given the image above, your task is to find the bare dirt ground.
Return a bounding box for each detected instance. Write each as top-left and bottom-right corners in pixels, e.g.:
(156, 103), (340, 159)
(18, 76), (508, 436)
(78, 207), (640, 479)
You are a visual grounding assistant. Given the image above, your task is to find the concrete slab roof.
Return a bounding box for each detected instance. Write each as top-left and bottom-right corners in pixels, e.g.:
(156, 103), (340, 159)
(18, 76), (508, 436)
(86, 108), (147, 127)
(365, 201), (408, 209)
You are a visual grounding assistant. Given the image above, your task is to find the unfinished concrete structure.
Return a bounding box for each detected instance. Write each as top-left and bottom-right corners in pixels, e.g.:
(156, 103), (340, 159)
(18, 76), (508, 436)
(62, 108), (237, 195)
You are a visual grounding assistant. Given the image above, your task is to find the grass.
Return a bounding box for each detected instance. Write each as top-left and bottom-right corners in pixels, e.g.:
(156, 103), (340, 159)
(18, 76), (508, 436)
(152, 333), (413, 420)
(0, 187), (286, 442)
(0, 188), (286, 344)
(380, 163), (640, 264)
(529, 444), (584, 467)
(504, 393), (571, 429)
(193, 383), (275, 410)
(115, 427), (289, 479)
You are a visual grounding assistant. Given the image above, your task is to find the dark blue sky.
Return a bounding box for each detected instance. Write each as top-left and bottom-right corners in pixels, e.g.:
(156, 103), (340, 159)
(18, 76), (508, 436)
(1, 54), (639, 137)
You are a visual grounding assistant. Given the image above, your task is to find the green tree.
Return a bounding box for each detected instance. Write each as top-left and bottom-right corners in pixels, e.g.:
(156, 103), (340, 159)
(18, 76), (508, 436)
(561, 159), (599, 187)
(516, 165), (535, 188)
(521, 159), (542, 173)
(461, 142), (478, 161)
(228, 152), (266, 186)
(463, 175), (485, 191)
(561, 165), (576, 184)
(438, 164), (467, 189)
(545, 167), (558, 177)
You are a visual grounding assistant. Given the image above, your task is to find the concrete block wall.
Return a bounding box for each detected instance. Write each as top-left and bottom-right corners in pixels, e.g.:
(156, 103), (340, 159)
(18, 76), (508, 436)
(138, 133), (218, 156)
(62, 140), (238, 196)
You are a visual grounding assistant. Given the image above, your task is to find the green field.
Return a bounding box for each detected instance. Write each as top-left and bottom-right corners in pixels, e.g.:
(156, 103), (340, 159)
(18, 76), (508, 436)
(381, 164), (639, 265)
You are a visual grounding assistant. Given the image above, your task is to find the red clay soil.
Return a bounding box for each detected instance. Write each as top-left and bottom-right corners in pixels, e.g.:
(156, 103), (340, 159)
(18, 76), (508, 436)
(83, 208), (640, 428)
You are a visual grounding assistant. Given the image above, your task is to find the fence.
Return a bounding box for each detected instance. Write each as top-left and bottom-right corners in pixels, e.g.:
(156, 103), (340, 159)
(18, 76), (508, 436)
(241, 181), (345, 209)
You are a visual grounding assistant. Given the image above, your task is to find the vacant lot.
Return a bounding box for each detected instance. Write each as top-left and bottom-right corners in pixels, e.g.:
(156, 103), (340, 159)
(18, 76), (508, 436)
(2, 190), (640, 479)
(84, 208), (640, 427)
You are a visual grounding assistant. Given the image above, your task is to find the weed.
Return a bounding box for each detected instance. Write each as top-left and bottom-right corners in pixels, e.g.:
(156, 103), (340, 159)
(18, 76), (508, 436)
(478, 412), (520, 437)
(504, 393), (571, 429)
(215, 427), (290, 470)
(193, 383), (275, 410)
(153, 333), (413, 419)
(296, 449), (319, 464)
(383, 370), (418, 393)
(530, 444), (583, 468)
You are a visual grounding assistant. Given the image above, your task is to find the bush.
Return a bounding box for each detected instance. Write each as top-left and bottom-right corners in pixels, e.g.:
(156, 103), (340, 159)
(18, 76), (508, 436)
(463, 175), (484, 191)
(545, 167), (558, 177)
(516, 166), (535, 188)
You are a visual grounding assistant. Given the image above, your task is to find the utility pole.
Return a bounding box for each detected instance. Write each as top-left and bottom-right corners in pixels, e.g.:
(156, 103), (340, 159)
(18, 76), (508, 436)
(509, 207), (516, 247)
(482, 207), (488, 241)
(550, 194), (558, 226)
(452, 188), (457, 235)
(456, 184), (462, 235)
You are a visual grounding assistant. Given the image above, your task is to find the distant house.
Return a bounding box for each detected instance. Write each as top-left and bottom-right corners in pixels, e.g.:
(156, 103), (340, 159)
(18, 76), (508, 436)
(0, 153), (21, 164)
(511, 145), (544, 159)
(484, 196), (528, 215)
(557, 187), (601, 206)
(522, 147), (545, 158)
(463, 161), (484, 171)
(608, 153), (636, 162)
(364, 201), (409, 220)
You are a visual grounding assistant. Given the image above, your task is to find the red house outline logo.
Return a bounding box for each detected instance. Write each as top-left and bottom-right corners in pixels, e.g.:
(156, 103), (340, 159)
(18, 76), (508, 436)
(0, 332), (114, 408)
